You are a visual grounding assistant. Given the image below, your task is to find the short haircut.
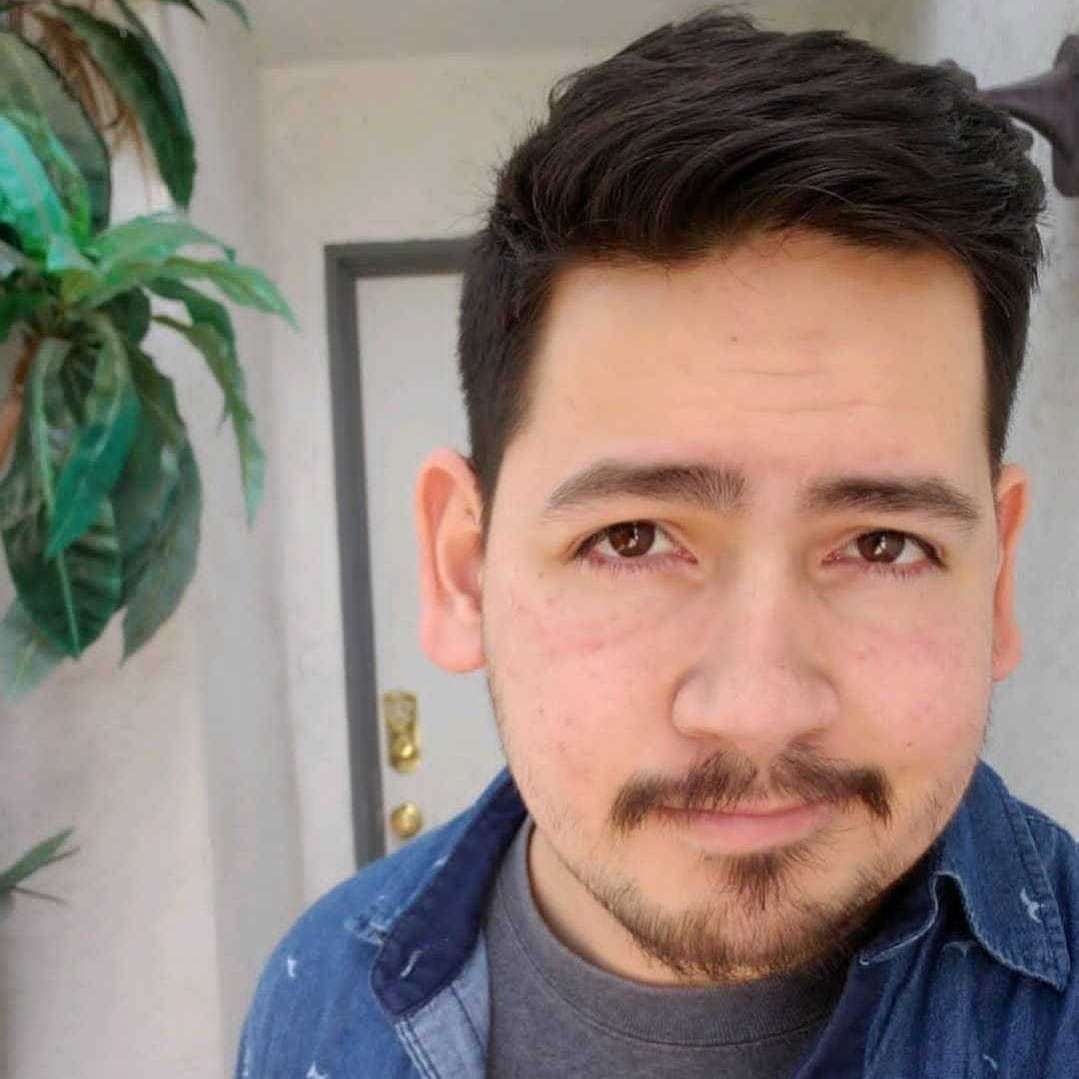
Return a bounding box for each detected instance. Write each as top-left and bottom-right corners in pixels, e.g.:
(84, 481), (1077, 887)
(458, 5), (1048, 534)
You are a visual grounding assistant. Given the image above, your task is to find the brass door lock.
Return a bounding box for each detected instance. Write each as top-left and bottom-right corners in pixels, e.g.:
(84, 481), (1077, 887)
(389, 802), (424, 840)
(383, 690), (421, 773)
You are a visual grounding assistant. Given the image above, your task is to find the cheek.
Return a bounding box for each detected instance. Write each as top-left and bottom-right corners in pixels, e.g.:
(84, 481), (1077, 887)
(842, 608), (992, 765)
(485, 556), (995, 826)
(486, 572), (676, 797)
(495, 563), (683, 674)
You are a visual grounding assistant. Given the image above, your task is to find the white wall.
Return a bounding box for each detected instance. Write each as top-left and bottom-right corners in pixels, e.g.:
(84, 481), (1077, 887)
(0, 5), (302, 1077)
(258, 0), (1079, 934)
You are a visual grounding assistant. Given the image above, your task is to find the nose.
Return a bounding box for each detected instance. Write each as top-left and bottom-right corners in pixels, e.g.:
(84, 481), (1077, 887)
(670, 552), (839, 765)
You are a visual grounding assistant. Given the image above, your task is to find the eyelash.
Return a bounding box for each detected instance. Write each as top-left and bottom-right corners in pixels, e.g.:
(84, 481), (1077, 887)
(572, 523), (943, 581)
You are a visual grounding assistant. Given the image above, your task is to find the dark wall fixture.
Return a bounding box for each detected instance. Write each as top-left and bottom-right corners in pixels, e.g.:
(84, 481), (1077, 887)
(947, 35), (1079, 196)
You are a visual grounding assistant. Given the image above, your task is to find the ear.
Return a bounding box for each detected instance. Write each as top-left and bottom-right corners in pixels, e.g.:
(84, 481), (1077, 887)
(415, 448), (486, 672)
(990, 462), (1030, 683)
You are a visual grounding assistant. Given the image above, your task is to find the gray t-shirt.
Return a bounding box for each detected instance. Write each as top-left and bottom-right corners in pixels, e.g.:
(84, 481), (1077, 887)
(483, 819), (847, 1078)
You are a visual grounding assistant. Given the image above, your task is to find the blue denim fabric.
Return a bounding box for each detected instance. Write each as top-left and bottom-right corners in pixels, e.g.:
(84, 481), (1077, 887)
(236, 759), (1079, 1078)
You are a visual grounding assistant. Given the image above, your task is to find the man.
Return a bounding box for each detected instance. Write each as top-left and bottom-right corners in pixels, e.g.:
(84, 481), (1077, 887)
(238, 8), (1079, 1078)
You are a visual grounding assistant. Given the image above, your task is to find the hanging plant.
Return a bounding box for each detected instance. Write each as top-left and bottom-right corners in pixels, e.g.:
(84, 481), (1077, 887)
(0, 0), (296, 698)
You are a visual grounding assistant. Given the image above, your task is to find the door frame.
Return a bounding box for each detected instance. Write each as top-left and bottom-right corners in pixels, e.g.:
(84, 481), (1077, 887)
(324, 237), (474, 868)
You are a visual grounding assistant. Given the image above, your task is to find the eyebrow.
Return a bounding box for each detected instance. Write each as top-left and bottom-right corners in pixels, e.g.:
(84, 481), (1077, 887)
(542, 460), (983, 532)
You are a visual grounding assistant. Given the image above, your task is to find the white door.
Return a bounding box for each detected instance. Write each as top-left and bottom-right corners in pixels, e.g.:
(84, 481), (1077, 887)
(356, 272), (506, 855)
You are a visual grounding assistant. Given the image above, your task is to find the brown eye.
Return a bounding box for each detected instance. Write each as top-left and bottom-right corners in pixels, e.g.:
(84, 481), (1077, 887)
(856, 531), (910, 563)
(605, 521), (656, 558)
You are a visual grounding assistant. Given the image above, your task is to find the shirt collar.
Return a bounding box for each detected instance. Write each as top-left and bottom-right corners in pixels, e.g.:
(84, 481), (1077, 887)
(371, 768), (526, 1017)
(374, 757), (1070, 1017)
(858, 758), (1069, 991)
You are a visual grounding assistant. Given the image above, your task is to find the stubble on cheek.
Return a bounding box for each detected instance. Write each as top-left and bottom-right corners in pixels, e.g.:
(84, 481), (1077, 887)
(866, 645), (988, 886)
(845, 595), (991, 748)
(486, 571), (668, 843)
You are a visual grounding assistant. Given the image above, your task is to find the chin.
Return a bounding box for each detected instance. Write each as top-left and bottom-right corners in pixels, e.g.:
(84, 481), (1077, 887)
(531, 779), (929, 984)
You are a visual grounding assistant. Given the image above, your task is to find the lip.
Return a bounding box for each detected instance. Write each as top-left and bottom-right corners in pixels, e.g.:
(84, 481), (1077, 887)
(655, 800), (835, 853)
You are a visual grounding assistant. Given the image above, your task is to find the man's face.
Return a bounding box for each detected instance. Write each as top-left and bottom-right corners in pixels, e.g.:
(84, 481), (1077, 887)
(421, 226), (1028, 984)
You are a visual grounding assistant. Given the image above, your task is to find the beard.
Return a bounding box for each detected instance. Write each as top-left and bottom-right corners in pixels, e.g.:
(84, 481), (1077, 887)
(556, 826), (903, 983)
(538, 746), (914, 984)
(488, 667), (983, 985)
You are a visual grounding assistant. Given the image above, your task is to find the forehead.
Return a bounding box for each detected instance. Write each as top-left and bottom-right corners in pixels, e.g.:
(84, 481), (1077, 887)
(514, 229), (988, 492)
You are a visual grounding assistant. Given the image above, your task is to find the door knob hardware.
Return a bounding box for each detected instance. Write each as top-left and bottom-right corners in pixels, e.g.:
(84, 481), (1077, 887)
(383, 690), (421, 773)
(390, 802), (424, 840)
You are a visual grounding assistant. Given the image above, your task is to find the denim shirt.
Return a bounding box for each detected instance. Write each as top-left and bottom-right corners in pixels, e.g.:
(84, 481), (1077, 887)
(236, 759), (1079, 1078)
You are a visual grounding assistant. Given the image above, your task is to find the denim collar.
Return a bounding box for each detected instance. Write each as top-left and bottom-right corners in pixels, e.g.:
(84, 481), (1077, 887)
(371, 757), (1069, 1018)
(858, 758), (1069, 990)
(370, 770), (526, 1017)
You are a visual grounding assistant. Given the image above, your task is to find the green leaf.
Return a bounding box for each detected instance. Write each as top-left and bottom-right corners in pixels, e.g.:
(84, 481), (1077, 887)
(154, 313), (263, 522)
(0, 289), (49, 343)
(0, 237), (28, 278)
(5, 496), (123, 657)
(26, 336), (72, 514)
(0, 32), (111, 233)
(112, 347), (192, 652)
(68, 214), (236, 308)
(121, 440), (200, 658)
(56, 343), (95, 425)
(58, 271), (102, 306)
(0, 599), (66, 699)
(0, 373), (43, 531)
(2, 106), (91, 244)
(44, 233), (92, 274)
(156, 256), (298, 329)
(103, 288), (151, 344)
(4, 336), (123, 657)
(214, 0), (250, 27)
(148, 275), (229, 325)
(113, 350), (184, 578)
(0, 827), (76, 891)
(153, 0), (249, 25)
(0, 115), (68, 259)
(147, 274), (234, 415)
(51, 4), (195, 209)
(45, 232), (100, 303)
(148, 278), (272, 525)
(157, 0), (206, 19)
(128, 344), (186, 447)
(86, 211), (234, 270)
(46, 325), (140, 558)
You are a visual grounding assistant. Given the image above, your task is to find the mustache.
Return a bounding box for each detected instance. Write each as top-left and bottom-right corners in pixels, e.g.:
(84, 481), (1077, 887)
(609, 748), (893, 835)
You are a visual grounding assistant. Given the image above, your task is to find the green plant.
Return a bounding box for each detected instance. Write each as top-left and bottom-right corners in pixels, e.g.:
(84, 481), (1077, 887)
(0, 1), (296, 698)
(2, 0), (249, 212)
(0, 826), (77, 917)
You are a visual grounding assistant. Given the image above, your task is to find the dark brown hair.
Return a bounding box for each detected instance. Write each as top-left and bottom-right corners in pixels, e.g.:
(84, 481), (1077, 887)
(458, 6), (1047, 532)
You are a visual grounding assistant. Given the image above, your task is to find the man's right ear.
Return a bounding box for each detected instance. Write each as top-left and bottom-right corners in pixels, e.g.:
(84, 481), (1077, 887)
(415, 448), (486, 672)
